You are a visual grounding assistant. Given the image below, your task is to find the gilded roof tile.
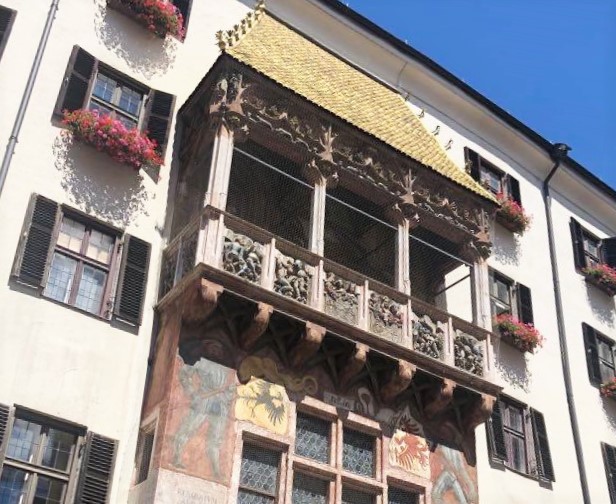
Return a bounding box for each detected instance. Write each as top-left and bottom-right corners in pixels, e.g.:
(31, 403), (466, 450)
(222, 10), (495, 201)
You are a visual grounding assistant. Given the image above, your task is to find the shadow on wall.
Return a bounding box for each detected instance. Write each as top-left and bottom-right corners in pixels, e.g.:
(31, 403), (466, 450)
(494, 340), (531, 393)
(492, 224), (521, 266)
(53, 134), (152, 228)
(93, 0), (178, 79)
(602, 396), (616, 434)
(586, 285), (615, 328)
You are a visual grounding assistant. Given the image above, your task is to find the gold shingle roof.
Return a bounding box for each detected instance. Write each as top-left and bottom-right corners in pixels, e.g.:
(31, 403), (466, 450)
(221, 9), (495, 201)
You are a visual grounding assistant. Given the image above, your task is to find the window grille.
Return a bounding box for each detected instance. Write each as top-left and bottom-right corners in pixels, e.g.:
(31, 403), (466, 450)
(342, 428), (375, 477)
(238, 444), (281, 504)
(294, 413), (330, 464)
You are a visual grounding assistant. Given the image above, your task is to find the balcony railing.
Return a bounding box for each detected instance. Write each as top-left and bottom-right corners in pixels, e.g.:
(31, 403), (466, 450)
(159, 206), (497, 385)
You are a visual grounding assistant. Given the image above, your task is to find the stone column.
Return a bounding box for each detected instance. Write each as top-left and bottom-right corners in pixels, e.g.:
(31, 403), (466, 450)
(204, 124), (235, 211)
(471, 258), (492, 331)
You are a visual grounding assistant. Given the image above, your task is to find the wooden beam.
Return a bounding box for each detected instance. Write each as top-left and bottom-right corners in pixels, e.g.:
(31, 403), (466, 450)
(423, 378), (456, 420)
(339, 343), (368, 391)
(240, 302), (273, 350)
(381, 360), (415, 403)
(182, 279), (223, 323)
(463, 393), (496, 434)
(289, 322), (325, 368)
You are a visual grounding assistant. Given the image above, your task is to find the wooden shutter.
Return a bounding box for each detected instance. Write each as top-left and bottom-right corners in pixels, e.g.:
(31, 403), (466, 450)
(53, 45), (98, 117)
(114, 235), (151, 325)
(583, 323), (602, 385)
(0, 6), (16, 62)
(570, 218), (586, 270)
(602, 443), (616, 504)
(0, 403), (13, 467)
(76, 432), (118, 504)
(530, 409), (555, 482)
(602, 237), (616, 269)
(464, 147), (480, 182)
(173, 0), (192, 30)
(516, 283), (534, 325)
(486, 399), (507, 462)
(12, 194), (59, 288)
(509, 175), (522, 205)
(144, 90), (175, 156)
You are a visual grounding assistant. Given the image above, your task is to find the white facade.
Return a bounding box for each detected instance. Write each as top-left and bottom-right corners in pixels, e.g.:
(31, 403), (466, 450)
(0, 1), (613, 503)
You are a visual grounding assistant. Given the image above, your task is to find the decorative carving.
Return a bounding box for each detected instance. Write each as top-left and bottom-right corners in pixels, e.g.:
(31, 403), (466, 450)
(369, 292), (403, 342)
(216, 0), (265, 50)
(454, 332), (484, 376)
(222, 230), (264, 284)
(412, 315), (444, 359)
(182, 279), (223, 323)
(339, 343), (368, 391)
(240, 303), (273, 350)
(463, 394), (495, 434)
(274, 254), (312, 304)
(209, 71), (249, 133)
(381, 360), (415, 403)
(179, 228), (198, 279)
(238, 355), (318, 395)
(323, 272), (359, 324)
(423, 379), (456, 419)
(289, 322), (325, 368)
(159, 247), (178, 298)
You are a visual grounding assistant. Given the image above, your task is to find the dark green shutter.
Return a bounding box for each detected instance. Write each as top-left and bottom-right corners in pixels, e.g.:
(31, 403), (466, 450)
(144, 90), (175, 155)
(464, 147), (480, 182)
(602, 443), (616, 504)
(486, 399), (507, 462)
(583, 323), (602, 385)
(516, 283), (534, 325)
(570, 218), (586, 270)
(509, 176), (521, 205)
(173, 0), (192, 30)
(0, 6), (16, 62)
(75, 433), (118, 504)
(530, 409), (555, 482)
(12, 194), (59, 288)
(602, 237), (616, 269)
(114, 235), (150, 325)
(54, 46), (97, 117)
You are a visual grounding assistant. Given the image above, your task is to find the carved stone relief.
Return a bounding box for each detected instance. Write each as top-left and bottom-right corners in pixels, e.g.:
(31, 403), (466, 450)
(369, 292), (404, 342)
(179, 229), (198, 280)
(222, 230), (264, 284)
(412, 315), (444, 359)
(274, 254), (312, 304)
(454, 331), (484, 376)
(323, 272), (359, 324)
(160, 247), (178, 298)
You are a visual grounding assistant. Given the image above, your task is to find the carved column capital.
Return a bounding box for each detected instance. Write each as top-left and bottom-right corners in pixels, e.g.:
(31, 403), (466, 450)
(339, 343), (368, 391)
(209, 71), (250, 136)
(303, 158), (339, 187)
(381, 360), (415, 403)
(182, 279), (224, 323)
(290, 322), (326, 368)
(240, 303), (273, 350)
(463, 393), (496, 434)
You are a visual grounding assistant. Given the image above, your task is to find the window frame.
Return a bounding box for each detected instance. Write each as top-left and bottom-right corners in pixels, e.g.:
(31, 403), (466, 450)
(582, 229), (602, 268)
(584, 323), (616, 386)
(0, 5), (16, 63)
(500, 400), (528, 473)
(489, 269), (515, 318)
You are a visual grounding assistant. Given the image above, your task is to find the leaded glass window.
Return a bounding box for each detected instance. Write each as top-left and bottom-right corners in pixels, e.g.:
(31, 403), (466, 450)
(342, 428), (375, 477)
(342, 487), (375, 504)
(291, 473), (328, 504)
(295, 413), (330, 464)
(238, 444), (281, 504)
(388, 487), (419, 504)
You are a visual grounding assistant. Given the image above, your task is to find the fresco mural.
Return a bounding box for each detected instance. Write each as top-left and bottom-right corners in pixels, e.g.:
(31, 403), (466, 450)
(431, 444), (479, 504)
(235, 378), (290, 434)
(388, 430), (431, 478)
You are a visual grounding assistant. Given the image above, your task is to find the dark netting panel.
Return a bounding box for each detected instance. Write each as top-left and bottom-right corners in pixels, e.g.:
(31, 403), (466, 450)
(324, 186), (396, 286)
(238, 444), (280, 503)
(295, 413), (331, 464)
(341, 487), (375, 504)
(291, 474), (329, 504)
(342, 428), (375, 477)
(388, 487), (419, 504)
(228, 141), (312, 248)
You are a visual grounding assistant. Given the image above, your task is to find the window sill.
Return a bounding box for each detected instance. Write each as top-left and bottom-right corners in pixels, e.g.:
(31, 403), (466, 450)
(495, 212), (527, 235)
(106, 0), (185, 41)
(489, 458), (551, 486)
(583, 272), (616, 297)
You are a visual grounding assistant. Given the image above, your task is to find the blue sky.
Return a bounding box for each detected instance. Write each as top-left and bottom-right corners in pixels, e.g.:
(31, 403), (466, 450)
(344, 0), (616, 188)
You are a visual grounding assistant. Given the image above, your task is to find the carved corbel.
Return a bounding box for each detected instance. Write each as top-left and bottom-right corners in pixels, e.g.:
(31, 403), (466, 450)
(182, 279), (224, 323)
(423, 379), (456, 419)
(302, 158), (339, 187)
(338, 343), (368, 391)
(208, 71), (250, 136)
(289, 322), (325, 368)
(381, 360), (415, 403)
(462, 393), (496, 434)
(240, 303), (273, 350)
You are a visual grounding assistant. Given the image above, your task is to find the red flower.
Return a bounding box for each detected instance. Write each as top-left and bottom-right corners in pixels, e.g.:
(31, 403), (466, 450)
(115, 0), (185, 38)
(583, 263), (616, 292)
(495, 193), (532, 234)
(493, 313), (544, 353)
(600, 377), (616, 398)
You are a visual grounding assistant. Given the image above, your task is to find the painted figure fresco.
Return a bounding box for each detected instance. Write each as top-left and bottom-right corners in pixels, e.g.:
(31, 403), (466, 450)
(431, 444), (479, 504)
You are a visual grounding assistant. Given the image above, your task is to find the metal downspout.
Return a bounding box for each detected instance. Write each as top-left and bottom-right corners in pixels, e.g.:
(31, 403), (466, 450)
(0, 0), (60, 198)
(543, 142), (591, 504)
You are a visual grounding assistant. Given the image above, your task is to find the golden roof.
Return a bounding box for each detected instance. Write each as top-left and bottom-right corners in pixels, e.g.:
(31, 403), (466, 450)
(219, 7), (495, 202)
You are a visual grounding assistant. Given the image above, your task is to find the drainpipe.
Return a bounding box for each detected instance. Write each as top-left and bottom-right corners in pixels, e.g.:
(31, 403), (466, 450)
(543, 142), (590, 504)
(0, 0), (60, 198)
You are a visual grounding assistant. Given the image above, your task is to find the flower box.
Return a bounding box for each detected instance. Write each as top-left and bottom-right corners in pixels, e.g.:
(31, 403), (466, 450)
(496, 194), (531, 235)
(493, 314), (543, 353)
(600, 378), (616, 399)
(107, 0), (185, 39)
(63, 109), (163, 170)
(583, 264), (616, 297)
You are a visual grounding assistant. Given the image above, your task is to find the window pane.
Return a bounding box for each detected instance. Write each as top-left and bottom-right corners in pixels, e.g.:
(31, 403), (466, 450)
(7, 418), (42, 463)
(237, 491), (274, 504)
(42, 428), (76, 472)
(342, 428), (375, 477)
(295, 413), (330, 464)
(74, 265), (107, 315)
(598, 340), (614, 362)
(388, 487), (419, 504)
(44, 254), (77, 303)
(88, 101), (113, 117)
(118, 86), (142, 117)
(292, 474), (328, 504)
(0, 467), (29, 504)
(505, 406), (524, 433)
(115, 112), (138, 130)
(33, 476), (65, 504)
(342, 487), (375, 504)
(599, 361), (615, 383)
(86, 229), (114, 264)
(239, 444), (280, 496)
(495, 278), (510, 304)
(92, 73), (116, 103)
(583, 236), (599, 256)
(57, 218), (85, 253)
(509, 434), (527, 473)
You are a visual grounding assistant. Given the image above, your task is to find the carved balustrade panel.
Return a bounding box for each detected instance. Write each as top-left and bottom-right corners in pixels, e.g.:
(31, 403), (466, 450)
(159, 247), (178, 299)
(323, 272), (359, 325)
(274, 253), (313, 304)
(412, 313), (445, 360)
(454, 331), (484, 376)
(368, 291), (404, 343)
(178, 226), (199, 280)
(222, 229), (265, 284)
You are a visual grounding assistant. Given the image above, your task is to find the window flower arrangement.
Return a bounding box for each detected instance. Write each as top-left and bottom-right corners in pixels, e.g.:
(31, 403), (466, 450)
(600, 377), (616, 399)
(108, 0), (185, 38)
(583, 263), (616, 296)
(63, 109), (163, 170)
(493, 314), (544, 353)
(496, 193), (531, 235)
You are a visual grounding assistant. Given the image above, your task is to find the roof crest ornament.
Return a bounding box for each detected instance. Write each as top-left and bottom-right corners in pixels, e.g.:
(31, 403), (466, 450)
(216, 0), (266, 51)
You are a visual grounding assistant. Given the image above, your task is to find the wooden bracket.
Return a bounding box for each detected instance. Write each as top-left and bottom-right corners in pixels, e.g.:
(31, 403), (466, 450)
(381, 360), (415, 403)
(339, 343), (368, 391)
(289, 322), (325, 368)
(182, 279), (223, 323)
(423, 378), (456, 420)
(463, 393), (496, 434)
(240, 303), (273, 350)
